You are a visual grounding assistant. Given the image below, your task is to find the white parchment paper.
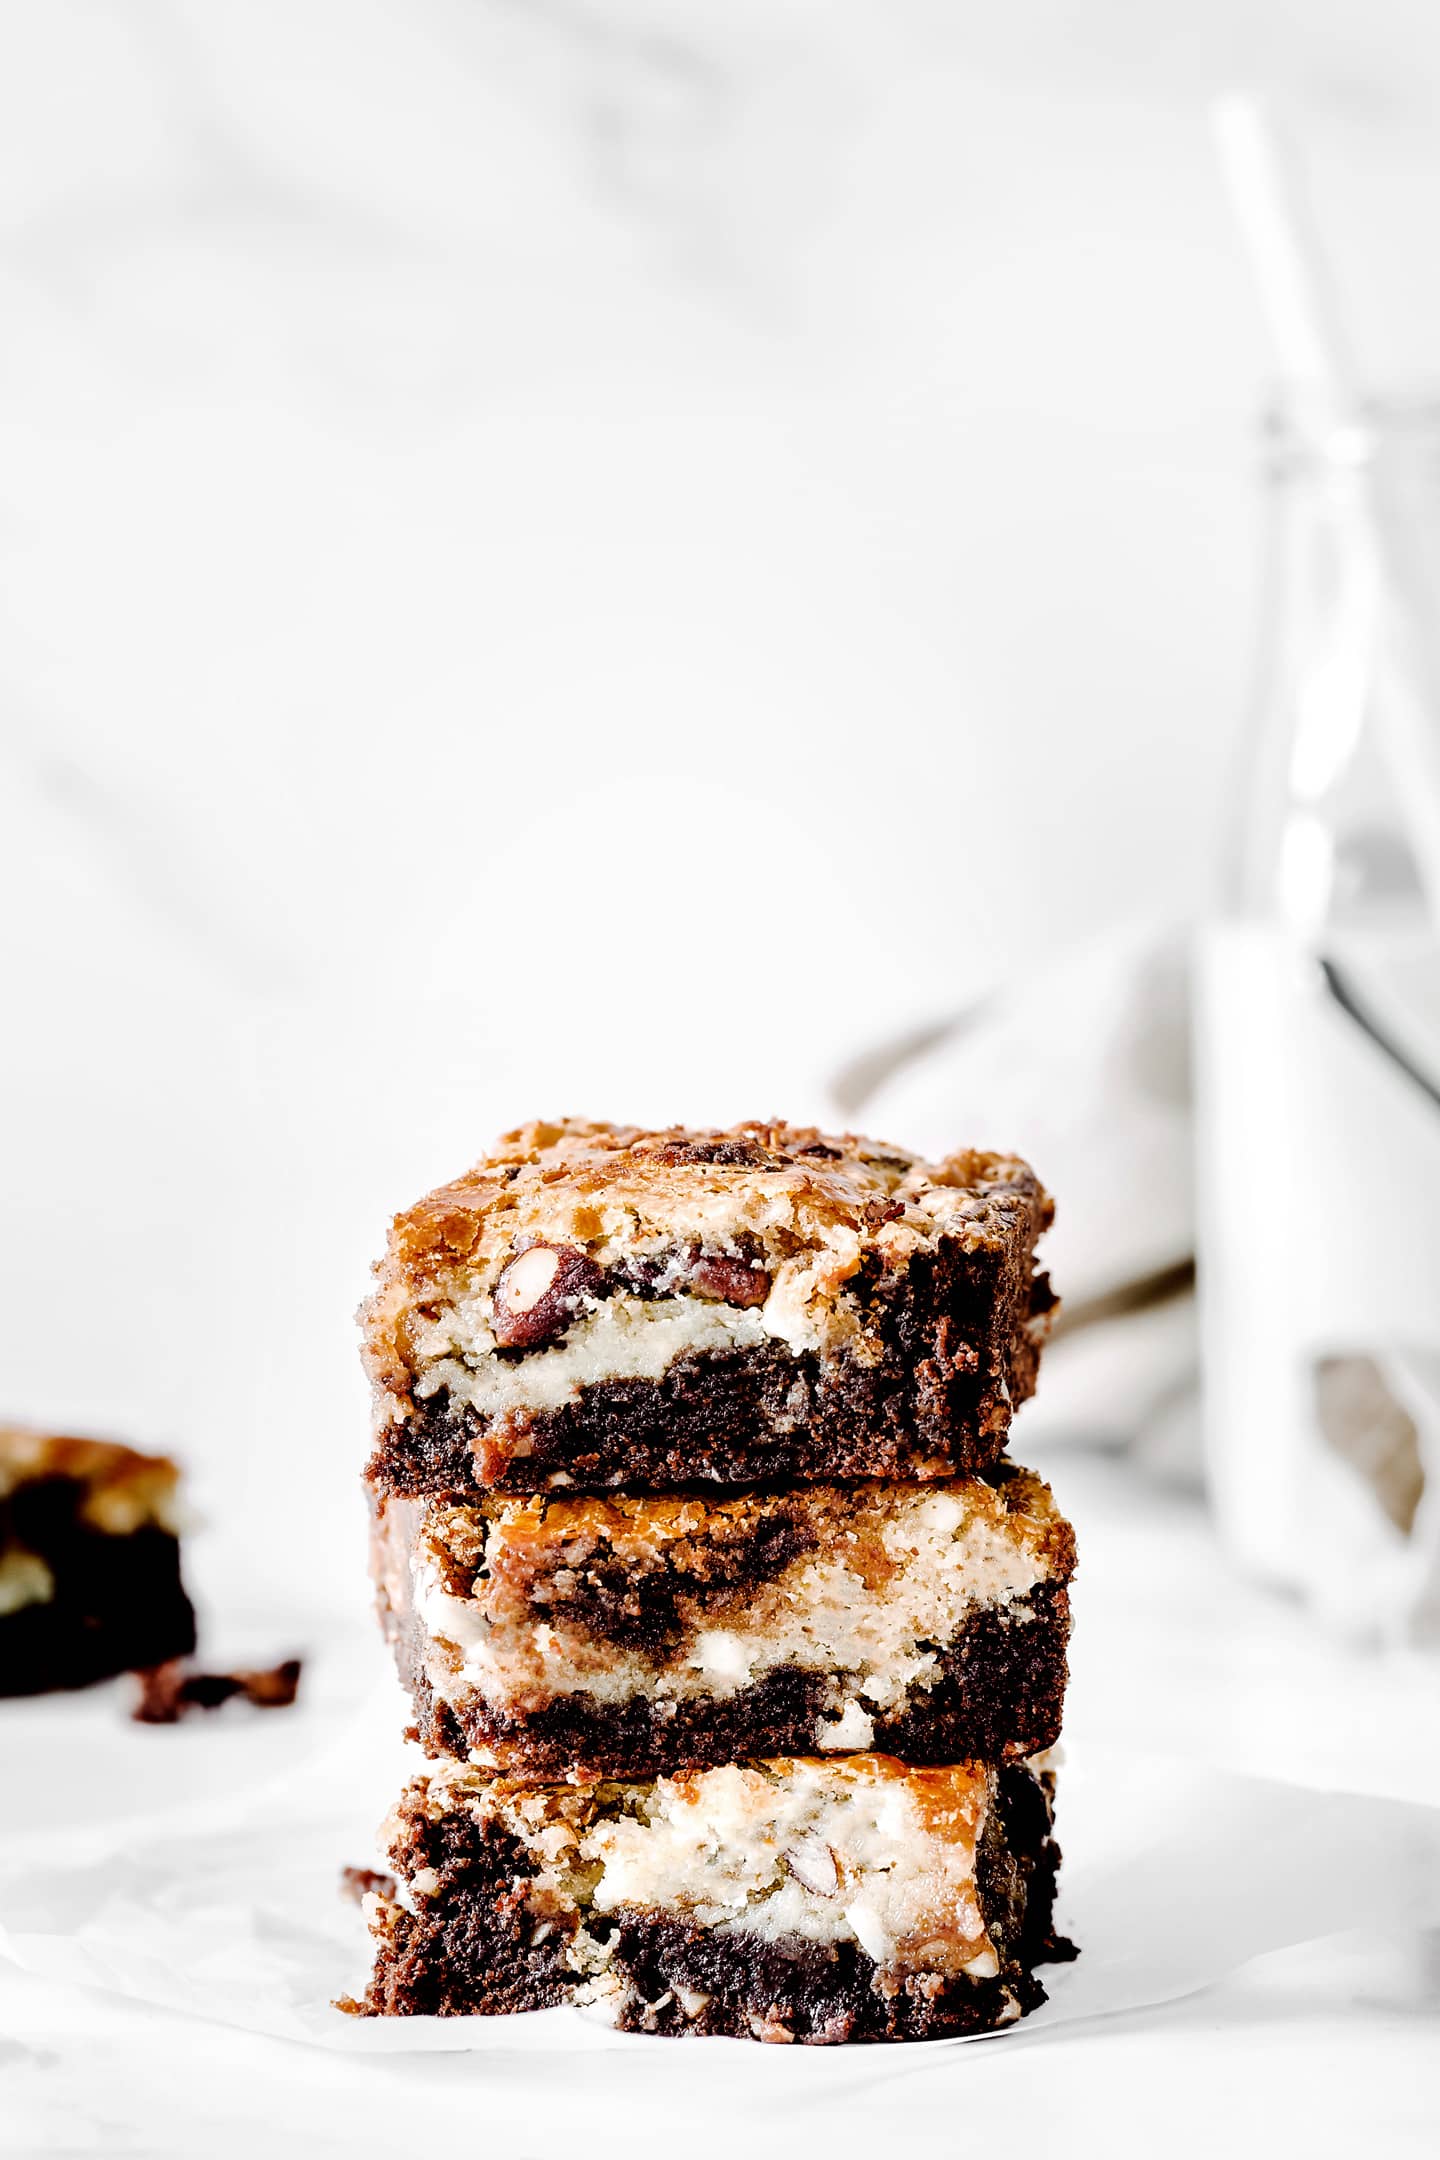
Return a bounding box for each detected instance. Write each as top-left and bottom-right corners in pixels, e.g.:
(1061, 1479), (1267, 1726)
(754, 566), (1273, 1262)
(2, 1671), (1437, 2055)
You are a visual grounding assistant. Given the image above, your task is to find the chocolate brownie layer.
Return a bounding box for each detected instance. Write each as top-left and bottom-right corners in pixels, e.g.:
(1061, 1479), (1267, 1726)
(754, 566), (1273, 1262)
(357, 1753), (1067, 2041)
(0, 1425), (195, 1695)
(400, 1594), (1070, 1778)
(362, 1120), (1055, 1496)
(373, 1469), (1074, 1775)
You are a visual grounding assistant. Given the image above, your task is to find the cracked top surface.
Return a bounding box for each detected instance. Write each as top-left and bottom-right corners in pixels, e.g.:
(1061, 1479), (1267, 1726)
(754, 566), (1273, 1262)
(361, 1118), (1051, 1419)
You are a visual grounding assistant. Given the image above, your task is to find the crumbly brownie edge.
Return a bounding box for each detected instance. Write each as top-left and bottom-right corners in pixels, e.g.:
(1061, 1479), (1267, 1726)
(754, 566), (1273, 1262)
(395, 1581), (1071, 1777)
(358, 1819), (577, 2018)
(365, 1240), (1054, 1497)
(361, 1892), (1049, 2039)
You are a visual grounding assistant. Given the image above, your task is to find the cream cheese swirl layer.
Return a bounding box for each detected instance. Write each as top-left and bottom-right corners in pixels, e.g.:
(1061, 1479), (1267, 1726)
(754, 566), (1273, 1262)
(417, 1484), (1049, 1747)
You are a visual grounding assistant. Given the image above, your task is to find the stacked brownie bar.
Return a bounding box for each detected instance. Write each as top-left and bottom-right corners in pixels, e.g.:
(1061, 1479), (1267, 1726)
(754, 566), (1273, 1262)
(356, 1119), (1073, 2042)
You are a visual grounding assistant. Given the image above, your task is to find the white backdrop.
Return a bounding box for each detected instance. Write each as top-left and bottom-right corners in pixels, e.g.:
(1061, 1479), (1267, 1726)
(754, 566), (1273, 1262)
(5, 0), (1440, 1600)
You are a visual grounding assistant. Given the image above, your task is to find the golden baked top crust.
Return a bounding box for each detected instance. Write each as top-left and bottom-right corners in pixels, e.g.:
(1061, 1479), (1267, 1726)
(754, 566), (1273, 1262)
(377, 1119), (1045, 1277)
(361, 1118), (1051, 1417)
(0, 1423), (181, 1534)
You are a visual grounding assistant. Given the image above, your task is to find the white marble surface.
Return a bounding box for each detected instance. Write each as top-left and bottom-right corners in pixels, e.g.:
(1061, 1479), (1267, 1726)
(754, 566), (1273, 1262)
(9, 0), (1440, 1573)
(3, 4), (1440, 2149)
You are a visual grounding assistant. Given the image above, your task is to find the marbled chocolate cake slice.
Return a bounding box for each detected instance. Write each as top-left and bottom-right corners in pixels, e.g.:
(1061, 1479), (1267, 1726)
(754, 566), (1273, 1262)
(372, 1466), (1074, 1777)
(356, 1751), (1066, 2042)
(362, 1119), (1056, 1497)
(0, 1423), (195, 1695)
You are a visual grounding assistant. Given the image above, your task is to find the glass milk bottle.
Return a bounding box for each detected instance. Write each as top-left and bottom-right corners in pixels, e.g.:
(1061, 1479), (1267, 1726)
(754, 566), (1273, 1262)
(1195, 395), (1440, 1640)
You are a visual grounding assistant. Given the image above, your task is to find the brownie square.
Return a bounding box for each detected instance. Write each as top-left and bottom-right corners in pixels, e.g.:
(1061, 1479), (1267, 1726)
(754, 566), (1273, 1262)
(0, 1424), (196, 1695)
(362, 1120), (1056, 1497)
(357, 1751), (1067, 2041)
(372, 1463), (1074, 1777)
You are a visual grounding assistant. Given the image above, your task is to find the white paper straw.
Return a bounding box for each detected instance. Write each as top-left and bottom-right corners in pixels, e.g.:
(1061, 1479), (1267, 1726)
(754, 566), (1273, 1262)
(1212, 95), (1360, 418)
(1212, 92), (1440, 937)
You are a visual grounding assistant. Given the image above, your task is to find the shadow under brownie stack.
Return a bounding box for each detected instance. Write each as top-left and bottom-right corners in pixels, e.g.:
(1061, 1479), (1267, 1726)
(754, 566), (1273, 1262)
(355, 1119), (1075, 2043)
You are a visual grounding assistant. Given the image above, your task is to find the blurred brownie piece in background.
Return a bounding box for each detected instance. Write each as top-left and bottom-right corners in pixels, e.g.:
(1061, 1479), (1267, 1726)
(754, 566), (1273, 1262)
(0, 1423), (195, 1695)
(372, 1465), (1074, 1777)
(362, 1119), (1057, 1498)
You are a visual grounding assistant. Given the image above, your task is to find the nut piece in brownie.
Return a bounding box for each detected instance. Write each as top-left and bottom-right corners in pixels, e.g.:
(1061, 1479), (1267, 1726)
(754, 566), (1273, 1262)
(0, 1423), (196, 1696)
(362, 1119), (1057, 1496)
(372, 1465), (1074, 1776)
(358, 1751), (1066, 2041)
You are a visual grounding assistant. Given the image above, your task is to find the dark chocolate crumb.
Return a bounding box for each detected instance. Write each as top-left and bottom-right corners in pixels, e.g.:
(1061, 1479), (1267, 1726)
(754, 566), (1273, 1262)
(132, 1655), (303, 1724)
(638, 1137), (783, 1171)
(340, 1866), (397, 1908)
